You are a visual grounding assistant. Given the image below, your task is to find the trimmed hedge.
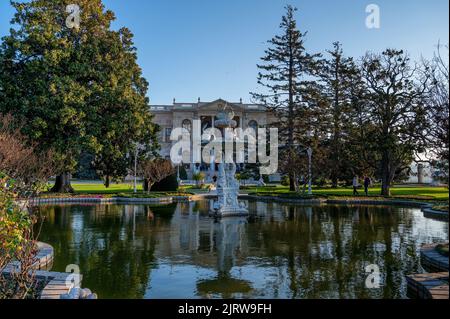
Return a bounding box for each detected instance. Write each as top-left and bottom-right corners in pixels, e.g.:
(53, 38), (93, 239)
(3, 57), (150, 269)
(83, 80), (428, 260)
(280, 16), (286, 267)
(151, 173), (179, 192)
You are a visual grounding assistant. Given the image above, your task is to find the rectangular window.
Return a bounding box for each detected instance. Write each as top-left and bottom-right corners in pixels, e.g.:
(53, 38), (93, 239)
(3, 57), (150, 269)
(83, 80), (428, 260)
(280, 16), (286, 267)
(165, 128), (172, 143)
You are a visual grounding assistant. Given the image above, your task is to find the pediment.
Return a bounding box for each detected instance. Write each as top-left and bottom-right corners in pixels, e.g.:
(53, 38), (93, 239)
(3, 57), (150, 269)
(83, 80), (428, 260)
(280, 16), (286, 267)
(198, 99), (245, 112)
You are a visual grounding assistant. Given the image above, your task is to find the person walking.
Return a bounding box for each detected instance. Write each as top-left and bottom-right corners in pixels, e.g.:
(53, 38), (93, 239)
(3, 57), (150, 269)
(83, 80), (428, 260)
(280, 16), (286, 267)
(352, 176), (359, 196)
(364, 176), (371, 196)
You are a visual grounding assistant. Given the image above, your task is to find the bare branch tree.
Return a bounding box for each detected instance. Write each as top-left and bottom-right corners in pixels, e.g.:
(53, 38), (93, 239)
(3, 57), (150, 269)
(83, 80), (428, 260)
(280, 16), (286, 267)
(139, 158), (175, 192)
(361, 49), (432, 196)
(1, 113), (56, 299)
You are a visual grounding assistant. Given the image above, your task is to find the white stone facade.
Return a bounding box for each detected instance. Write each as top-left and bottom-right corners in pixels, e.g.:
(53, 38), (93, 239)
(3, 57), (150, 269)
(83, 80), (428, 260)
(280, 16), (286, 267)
(150, 99), (277, 179)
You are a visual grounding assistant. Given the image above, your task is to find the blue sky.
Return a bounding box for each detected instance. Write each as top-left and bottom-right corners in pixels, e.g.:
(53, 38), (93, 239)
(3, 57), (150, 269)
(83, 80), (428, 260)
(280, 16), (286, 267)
(1, 0), (448, 104)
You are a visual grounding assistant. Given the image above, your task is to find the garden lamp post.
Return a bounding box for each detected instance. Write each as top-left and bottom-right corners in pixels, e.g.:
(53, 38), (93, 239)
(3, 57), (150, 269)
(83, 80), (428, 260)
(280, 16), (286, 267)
(307, 147), (313, 195)
(133, 143), (143, 193)
(134, 147), (138, 193)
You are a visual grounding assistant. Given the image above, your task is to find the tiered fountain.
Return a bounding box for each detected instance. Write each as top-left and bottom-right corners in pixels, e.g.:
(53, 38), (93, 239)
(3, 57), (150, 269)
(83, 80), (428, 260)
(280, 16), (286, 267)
(210, 106), (249, 217)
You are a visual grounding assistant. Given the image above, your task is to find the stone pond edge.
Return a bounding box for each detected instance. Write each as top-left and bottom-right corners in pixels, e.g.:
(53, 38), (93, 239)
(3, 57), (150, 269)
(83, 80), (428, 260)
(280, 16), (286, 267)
(241, 195), (449, 217)
(18, 194), (448, 218)
(1, 241), (95, 299)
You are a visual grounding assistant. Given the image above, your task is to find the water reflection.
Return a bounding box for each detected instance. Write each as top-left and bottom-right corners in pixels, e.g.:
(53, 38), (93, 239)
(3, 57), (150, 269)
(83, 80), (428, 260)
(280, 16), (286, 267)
(36, 201), (448, 299)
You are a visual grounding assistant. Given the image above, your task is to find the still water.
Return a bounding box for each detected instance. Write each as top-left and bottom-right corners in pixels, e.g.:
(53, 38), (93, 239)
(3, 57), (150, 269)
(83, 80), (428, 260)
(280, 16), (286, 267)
(36, 200), (448, 299)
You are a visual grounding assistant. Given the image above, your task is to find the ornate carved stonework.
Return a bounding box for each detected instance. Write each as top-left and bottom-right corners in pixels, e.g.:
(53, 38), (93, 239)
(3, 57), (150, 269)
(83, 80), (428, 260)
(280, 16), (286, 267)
(210, 106), (248, 217)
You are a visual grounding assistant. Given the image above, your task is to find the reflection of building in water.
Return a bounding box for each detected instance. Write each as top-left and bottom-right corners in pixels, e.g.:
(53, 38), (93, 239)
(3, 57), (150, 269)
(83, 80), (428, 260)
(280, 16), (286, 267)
(215, 217), (247, 273)
(155, 202), (248, 273)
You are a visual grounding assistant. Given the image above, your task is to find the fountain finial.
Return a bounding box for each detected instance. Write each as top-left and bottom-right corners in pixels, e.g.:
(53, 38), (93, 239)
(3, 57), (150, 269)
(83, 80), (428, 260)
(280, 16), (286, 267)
(215, 104), (237, 129)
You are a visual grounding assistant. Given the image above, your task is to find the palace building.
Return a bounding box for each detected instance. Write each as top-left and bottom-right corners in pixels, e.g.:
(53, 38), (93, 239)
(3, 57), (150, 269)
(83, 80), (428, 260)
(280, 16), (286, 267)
(150, 98), (278, 180)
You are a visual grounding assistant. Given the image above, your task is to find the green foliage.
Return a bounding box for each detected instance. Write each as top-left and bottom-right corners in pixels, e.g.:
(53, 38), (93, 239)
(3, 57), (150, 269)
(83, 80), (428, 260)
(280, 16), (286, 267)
(150, 173), (179, 192)
(238, 164), (260, 181)
(0, 0), (159, 191)
(149, 203), (178, 220)
(0, 173), (38, 299)
(280, 175), (290, 186)
(73, 152), (98, 180)
(432, 159), (449, 185)
(0, 175), (32, 258)
(246, 185), (449, 201)
(179, 166), (188, 180)
(317, 42), (364, 186)
(251, 5), (321, 191)
(361, 49), (430, 195)
(192, 172), (206, 188)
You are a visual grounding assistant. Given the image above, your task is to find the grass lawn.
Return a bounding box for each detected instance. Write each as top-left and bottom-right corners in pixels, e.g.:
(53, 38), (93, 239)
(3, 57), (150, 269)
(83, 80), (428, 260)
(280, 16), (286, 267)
(45, 181), (448, 204)
(42, 182), (192, 198)
(243, 185), (449, 201)
(70, 182), (142, 194)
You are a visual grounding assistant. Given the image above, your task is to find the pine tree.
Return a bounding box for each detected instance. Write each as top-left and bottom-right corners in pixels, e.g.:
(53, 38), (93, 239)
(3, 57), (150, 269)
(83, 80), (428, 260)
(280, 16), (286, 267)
(346, 64), (378, 181)
(251, 5), (321, 191)
(318, 42), (357, 187)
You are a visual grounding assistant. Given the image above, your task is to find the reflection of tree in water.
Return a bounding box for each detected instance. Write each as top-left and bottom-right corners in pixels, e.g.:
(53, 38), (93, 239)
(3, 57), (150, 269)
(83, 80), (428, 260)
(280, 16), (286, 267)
(246, 202), (434, 299)
(36, 201), (447, 299)
(37, 203), (177, 299)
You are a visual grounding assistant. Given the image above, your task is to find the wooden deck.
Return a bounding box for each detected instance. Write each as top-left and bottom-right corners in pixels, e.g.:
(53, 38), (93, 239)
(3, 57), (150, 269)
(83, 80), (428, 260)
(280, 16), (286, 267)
(406, 272), (449, 299)
(421, 244), (449, 273)
(39, 272), (83, 299)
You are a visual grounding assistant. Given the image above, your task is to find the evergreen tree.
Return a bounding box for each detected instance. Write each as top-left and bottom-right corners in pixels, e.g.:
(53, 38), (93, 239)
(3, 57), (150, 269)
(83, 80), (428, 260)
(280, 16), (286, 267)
(0, 0), (158, 192)
(345, 64), (378, 181)
(251, 5), (321, 191)
(318, 42), (357, 187)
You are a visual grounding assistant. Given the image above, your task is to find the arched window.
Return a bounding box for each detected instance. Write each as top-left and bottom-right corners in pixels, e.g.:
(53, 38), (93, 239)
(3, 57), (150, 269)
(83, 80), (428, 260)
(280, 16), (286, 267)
(182, 119), (192, 133)
(200, 116), (212, 133)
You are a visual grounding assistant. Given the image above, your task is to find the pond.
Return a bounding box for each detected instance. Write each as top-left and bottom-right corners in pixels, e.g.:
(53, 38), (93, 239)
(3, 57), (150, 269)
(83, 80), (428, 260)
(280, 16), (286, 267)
(36, 200), (448, 299)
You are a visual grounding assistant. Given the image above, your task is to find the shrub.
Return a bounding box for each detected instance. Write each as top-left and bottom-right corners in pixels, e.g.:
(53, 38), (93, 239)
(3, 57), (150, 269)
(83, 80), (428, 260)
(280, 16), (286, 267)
(0, 174), (38, 299)
(179, 166), (188, 180)
(192, 172), (206, 188)
(151, 173), (179, 192)
(281, 175), (290, 186)
(139, 158), (175, 192)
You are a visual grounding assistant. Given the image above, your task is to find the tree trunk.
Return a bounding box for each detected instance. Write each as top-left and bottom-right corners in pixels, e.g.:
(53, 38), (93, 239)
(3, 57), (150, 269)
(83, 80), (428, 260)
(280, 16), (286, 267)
(104, 175), (110, 188)
(381, 182), (391, 197)
(51, 172), (74, 193)
(143, 179), (150, 192)
(287, 34), (295, 193)
(289, 174), (296, 192)
(331, 176), (338, 189)
(331, 62), (340, 189)
(380, 151), (391, 197)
